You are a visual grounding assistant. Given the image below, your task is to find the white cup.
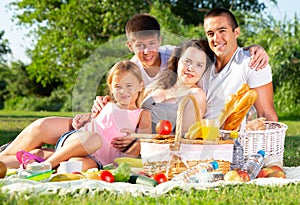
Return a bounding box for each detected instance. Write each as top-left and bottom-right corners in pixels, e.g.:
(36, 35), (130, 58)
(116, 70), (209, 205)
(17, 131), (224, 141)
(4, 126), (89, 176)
(58, 161), (83, 173)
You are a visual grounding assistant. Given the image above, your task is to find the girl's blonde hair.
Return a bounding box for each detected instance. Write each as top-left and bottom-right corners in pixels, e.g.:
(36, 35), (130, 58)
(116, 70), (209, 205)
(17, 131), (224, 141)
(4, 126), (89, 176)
(106, 60), (144, 107)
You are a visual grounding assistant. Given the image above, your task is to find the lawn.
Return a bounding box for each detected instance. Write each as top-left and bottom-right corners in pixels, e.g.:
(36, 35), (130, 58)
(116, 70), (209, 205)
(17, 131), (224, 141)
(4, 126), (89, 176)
(0, 110), (300, 204)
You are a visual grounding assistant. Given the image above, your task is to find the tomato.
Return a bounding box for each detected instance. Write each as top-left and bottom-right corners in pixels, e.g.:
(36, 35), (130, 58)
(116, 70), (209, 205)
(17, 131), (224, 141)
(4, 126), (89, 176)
(152, 173), (168, 184)
(155, 120), (172, 135)
(98, 170), (115, 183)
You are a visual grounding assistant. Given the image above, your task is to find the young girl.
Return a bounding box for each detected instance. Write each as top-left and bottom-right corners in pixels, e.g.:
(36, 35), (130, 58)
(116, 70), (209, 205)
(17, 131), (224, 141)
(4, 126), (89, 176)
(74, 60), (151, 166)
(1, 60), (151, 170)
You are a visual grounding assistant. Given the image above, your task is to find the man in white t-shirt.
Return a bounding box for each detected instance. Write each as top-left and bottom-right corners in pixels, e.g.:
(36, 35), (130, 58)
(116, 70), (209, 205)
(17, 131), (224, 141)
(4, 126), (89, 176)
(201, 8), (278, 121)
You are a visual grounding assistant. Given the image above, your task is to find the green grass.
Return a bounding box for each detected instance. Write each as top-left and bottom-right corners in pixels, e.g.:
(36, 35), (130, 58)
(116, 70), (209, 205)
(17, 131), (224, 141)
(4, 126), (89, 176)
(0, 110), (300, 204)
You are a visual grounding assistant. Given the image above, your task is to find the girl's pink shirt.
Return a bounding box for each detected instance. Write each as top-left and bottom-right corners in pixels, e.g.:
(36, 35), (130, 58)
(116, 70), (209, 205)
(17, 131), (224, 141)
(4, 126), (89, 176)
(79, 102), (142, 165)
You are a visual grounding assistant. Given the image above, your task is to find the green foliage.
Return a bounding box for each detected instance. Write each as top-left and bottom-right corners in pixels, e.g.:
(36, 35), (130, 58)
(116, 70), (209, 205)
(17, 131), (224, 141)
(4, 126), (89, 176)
(0, 31), (11, 63)
(162, 0), (278, 25)
(14, 0), (150, 92)
(3, 0), (299, 116)
(239, 14), (300, 113)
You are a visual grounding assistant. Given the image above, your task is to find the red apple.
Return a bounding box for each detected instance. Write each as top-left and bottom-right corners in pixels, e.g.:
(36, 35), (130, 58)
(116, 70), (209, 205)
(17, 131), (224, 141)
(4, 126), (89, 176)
(257, 167), (273, 178)
(268, 165), (284, 173)
(237, 170), (250, 182)
(268, 171), (286, 178)
(155, 120), (172, 135)
(224, 170), (242, 182)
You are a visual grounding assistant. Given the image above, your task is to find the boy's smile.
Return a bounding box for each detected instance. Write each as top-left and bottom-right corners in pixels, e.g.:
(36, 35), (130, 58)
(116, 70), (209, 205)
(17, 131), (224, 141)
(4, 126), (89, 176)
(127, 34), (162, 73)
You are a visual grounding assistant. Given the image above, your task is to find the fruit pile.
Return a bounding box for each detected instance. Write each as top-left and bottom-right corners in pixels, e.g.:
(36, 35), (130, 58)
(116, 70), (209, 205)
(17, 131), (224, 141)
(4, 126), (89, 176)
(224, 156), (286, 182)
(257, 165), (286, 178)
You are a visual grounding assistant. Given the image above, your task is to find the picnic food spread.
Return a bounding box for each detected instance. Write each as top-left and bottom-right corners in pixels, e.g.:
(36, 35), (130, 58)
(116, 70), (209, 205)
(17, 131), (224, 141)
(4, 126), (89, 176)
(0, 83), (290, 190)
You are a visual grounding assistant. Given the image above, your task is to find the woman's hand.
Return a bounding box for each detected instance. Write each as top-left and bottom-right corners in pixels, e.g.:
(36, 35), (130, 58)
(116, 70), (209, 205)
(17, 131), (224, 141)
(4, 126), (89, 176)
(91, 95), (110, 118)
(72, 113), (91, 130)
(244, 44), (269, 70)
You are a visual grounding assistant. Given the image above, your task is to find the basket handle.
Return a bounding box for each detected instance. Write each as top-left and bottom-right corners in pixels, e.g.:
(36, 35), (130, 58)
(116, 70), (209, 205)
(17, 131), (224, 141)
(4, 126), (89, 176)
(174, 94), (201, 143)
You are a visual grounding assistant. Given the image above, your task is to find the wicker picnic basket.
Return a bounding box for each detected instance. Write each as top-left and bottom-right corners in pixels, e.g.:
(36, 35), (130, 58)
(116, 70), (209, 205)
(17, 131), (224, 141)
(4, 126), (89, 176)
(220, 121), (288, 163)
(140, 94), (233, 180)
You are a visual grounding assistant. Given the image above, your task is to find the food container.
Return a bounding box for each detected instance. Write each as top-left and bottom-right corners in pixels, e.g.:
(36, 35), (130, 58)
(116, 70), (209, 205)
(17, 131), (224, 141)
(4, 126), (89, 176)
(220, 121), (288, 163)
(140, 94), (233, 180)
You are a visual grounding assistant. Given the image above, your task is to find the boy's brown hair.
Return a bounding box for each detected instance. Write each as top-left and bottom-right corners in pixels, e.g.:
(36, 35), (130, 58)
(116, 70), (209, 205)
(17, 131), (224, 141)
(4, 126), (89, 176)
(125, 13), (161, 41)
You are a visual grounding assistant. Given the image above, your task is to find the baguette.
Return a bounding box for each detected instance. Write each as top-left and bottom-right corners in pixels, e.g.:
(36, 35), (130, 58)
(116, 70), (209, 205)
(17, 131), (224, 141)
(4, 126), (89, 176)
(235, 83), (250, 102)
(223, 89), (258, 130)
(218, 94), (237, 128)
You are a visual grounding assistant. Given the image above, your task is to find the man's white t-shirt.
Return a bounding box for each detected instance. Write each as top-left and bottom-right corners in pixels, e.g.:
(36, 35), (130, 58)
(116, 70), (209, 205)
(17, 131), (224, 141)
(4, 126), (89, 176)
(130, 45), (175, 86)
(199, 47), (273, 119)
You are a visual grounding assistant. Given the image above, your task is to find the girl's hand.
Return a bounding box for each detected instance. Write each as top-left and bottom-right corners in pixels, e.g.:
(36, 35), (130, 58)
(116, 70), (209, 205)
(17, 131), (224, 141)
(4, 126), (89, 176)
(91, 95), (110, 118)
(72, 113), (91, 130)
(111, 128), (136, 152)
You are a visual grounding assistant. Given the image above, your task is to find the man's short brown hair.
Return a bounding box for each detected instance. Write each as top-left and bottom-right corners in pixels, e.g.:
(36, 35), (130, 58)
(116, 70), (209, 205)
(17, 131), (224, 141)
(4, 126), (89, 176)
(204, 8), (239, 31)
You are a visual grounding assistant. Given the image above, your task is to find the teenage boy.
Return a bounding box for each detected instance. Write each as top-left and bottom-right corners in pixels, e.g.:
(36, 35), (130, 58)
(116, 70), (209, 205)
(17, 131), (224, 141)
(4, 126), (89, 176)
(202, 8), (278, 121)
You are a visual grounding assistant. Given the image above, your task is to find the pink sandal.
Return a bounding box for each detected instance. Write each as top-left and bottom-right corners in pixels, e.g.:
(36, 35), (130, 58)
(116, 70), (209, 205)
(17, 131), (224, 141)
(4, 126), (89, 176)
(16, 150), (45, 169)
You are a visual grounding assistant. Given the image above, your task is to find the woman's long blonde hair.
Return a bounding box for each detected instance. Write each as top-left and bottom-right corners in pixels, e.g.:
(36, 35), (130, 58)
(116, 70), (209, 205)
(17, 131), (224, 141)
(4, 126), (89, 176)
(106, 60), (144, 108)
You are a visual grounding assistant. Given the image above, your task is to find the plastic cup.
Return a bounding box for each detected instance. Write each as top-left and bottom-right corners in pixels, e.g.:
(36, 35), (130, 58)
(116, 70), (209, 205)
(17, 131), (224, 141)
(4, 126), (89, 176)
(58, 161), (83, 173)
(200, 119), (219, 141)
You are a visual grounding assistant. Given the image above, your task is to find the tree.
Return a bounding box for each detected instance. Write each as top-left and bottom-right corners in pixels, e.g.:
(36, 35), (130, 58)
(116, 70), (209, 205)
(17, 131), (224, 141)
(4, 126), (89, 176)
(239, 14), (300, 113)
(0, 31), (11, 63)
(8, 0), (286, 112)
(0, 30), (12, 108)
(160, 0), (278, 26)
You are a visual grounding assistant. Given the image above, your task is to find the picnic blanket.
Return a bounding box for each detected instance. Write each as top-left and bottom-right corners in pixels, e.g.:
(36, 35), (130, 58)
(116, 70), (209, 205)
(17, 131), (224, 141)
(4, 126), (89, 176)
(1, 166), (300, 197)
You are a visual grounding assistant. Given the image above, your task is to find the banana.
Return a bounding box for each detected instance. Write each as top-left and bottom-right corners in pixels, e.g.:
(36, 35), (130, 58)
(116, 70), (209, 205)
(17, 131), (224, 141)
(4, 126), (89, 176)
(185, 121), (202, 139)
(114, 157), (143, 168)
(190, 126), (202, 139)
(49, 173), (85, 182)
(185, 126), (202, 139)
(188, 121), (202, 132)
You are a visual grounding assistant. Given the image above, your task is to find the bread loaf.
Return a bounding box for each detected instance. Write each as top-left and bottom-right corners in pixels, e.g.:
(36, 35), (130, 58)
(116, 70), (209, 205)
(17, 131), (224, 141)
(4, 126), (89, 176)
(223, 89), (258, 130)
(218, 94), (237, 128)
(235, 83), (250, 102)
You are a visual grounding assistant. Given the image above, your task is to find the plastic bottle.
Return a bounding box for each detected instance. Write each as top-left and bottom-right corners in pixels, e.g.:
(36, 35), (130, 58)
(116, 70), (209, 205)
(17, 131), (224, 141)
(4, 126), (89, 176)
(246, 106), (257, 123)
(172, 161), (219, 183)
(240, 106), (257, 131)
(230, 131), (244, 170)
(241, 150), (265, 180)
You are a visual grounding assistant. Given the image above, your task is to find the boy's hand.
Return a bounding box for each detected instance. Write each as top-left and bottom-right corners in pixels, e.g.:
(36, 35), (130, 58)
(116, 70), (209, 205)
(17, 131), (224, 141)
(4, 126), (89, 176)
(91, 95), (110, 118)
(245, 44), (269, 70)
(72, 113), (91, 130)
